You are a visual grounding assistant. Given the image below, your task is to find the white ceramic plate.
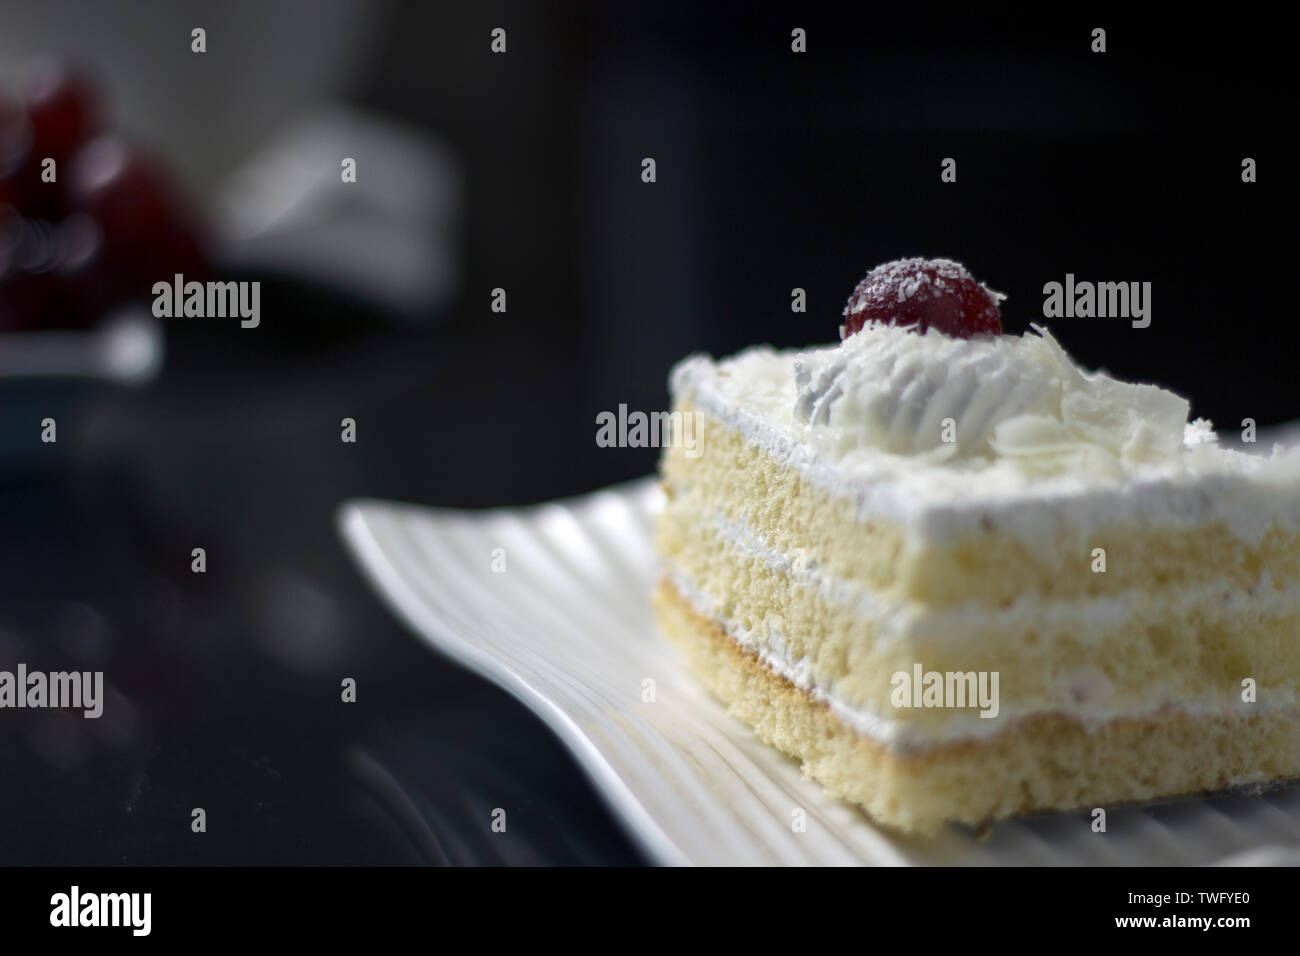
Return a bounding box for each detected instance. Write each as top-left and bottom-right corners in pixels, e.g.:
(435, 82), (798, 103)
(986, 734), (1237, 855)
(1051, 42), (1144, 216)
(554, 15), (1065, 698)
(338, 478), (1300, 866)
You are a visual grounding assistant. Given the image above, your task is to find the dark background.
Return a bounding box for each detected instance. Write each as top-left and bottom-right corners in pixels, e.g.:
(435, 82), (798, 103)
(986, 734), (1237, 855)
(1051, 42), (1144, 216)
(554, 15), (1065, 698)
(0, 3), (1291, 864)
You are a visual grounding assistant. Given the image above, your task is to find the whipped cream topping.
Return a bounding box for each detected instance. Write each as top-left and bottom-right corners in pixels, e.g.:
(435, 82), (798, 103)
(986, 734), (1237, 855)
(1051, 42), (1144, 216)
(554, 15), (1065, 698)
(795, 324), (1191, 475)
(671, 324), (1300, 542)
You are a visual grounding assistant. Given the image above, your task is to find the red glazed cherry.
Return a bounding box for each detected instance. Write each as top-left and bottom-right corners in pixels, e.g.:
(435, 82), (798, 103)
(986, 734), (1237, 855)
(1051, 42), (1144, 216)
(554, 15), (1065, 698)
(842, 257), (1003, 339)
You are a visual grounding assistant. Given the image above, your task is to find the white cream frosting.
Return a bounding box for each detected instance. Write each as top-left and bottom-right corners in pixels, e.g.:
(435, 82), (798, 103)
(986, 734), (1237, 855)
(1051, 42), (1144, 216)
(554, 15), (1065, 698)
(671, 324), (1300, 544)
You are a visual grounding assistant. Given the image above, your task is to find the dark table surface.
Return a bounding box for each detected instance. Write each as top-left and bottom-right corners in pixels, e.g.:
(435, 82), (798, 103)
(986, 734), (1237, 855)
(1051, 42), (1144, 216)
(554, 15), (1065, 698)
(0, 278), (650, 865)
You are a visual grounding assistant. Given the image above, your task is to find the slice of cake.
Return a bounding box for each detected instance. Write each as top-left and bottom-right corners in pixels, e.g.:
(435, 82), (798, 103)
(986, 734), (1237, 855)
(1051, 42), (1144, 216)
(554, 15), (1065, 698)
(653, 257), (1300, 834)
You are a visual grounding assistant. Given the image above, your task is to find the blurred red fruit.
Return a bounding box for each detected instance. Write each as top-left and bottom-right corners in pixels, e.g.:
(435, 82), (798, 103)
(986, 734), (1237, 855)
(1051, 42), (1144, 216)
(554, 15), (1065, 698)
(23, 63), (103, 163)
(2, 67), (208, 331)
(18, 65), (105, 220)
(0, 92), (33, 211)
(68, 136), (208, 293)
(1, 92), (31, 172)
(54, 212), (118, 328)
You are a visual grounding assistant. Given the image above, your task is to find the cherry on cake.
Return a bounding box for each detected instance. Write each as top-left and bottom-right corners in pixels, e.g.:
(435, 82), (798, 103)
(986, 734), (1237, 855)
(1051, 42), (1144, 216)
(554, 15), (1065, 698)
(653, 256), (1300, 834)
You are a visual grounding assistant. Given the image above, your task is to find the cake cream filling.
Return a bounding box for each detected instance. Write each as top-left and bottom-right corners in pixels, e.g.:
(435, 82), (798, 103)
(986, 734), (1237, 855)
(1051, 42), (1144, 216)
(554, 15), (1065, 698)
(671, 324), (1300, 547)
(710, 506), (1300, 645)
(670, 567), (1294, 751)
(666, 507), (1299, 751)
